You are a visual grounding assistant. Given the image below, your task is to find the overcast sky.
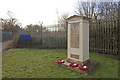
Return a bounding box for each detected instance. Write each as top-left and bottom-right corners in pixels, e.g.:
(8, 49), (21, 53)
(1, 0), (118, 27)
(0, 0), (77, 27)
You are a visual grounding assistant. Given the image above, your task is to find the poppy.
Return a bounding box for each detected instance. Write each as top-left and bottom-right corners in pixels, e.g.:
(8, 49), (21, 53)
(69, 63), (78, 68)
(78, 65), (89, 71)
(57, 60), (65, 64)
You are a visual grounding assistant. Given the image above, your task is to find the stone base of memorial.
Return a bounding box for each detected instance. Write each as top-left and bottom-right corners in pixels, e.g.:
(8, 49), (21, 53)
(62, 58), (99, 75)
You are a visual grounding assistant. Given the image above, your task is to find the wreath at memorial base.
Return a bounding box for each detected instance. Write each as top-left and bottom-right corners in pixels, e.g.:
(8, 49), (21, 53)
(78, 65), (89, 71)
(69, 63), (78, 68)
(57, 60), (65, 65)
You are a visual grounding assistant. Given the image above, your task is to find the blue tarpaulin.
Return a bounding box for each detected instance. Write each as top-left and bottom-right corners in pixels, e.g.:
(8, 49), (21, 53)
(20, 35), (26, 40)
(19, 35), (31, 40)
(25, 35), (31, 40)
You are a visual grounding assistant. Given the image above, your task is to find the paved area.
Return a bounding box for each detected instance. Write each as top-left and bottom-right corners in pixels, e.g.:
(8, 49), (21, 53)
(0, 40), (13, 53)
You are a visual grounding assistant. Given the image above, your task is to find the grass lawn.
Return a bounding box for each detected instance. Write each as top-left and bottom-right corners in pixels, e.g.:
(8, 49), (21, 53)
(2, 49), (118, 78)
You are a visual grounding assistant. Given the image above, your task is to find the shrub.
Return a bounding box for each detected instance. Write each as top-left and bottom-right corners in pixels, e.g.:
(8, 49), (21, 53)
(12, 34), (20, 48)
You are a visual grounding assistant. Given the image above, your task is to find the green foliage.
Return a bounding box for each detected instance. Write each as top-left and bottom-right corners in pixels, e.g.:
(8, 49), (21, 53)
(2, 49), (118, 78)
(12, 34), (19, 48)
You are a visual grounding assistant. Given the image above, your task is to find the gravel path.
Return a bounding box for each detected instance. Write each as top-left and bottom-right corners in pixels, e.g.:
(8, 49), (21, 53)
(0, 40), (13, 53)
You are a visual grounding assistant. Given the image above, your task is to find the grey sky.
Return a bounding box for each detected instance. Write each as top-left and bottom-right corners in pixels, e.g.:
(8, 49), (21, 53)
(0, 0), (77, 27)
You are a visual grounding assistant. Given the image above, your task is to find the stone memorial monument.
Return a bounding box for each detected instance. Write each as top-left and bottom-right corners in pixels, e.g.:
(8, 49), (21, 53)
(65, 15), (89, 64)
(63, 15), (99, 74)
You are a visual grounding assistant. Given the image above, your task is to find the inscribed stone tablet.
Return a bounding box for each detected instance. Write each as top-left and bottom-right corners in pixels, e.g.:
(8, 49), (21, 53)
(70, 23), (79, 48)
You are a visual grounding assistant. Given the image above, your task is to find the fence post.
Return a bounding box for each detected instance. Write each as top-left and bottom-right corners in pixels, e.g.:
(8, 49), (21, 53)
(118, 1), (120, 55)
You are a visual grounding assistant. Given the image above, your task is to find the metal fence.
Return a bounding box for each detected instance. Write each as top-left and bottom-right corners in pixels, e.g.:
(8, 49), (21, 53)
(18, 25), (67, 49)
(16, 18), (119, 55)
(89, 18), (119, 55)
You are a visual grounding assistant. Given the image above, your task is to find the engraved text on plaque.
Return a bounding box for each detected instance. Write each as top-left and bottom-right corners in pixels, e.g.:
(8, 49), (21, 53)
(70, 23), (79, 48)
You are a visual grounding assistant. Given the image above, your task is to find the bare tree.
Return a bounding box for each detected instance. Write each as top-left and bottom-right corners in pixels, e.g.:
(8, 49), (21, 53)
(58, 13), (69, 25)
(0, 11), (21, 33)
(56, 12), (69, 31)
(75, 1), (97, 18)
(25, 23), (47, 34)
(75, 1), (119, 19)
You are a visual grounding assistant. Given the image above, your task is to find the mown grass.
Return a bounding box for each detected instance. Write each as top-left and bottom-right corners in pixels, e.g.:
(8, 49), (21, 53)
(2, 49), (118, 78)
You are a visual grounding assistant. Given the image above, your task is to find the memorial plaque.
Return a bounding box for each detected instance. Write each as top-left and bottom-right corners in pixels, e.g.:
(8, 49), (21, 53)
(70, 54), (79, 59)
(70, 23), (79, 48)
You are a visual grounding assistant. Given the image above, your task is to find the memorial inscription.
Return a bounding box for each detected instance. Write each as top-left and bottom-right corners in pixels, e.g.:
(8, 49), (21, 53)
(70, 23), (79, 48)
